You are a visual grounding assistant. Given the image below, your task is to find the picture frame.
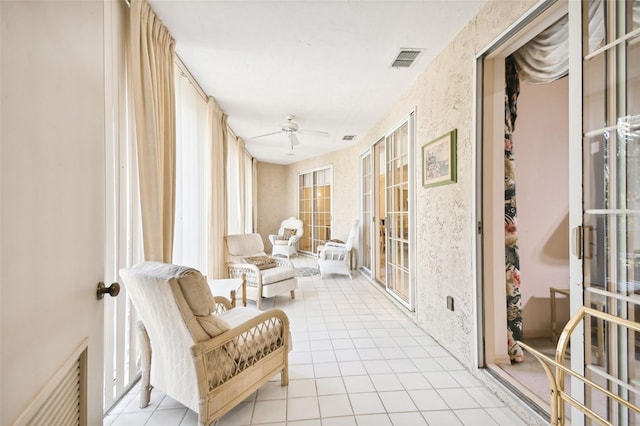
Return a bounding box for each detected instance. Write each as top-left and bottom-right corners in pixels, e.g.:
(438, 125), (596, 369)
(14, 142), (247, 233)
(422, 129), (457, 188)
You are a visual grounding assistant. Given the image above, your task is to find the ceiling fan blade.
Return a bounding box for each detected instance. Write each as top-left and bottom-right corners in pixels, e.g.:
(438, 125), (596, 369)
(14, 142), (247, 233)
(299, 129), (329, 137)
(250, 131), (281, 139)
(288, 132), (301, 147)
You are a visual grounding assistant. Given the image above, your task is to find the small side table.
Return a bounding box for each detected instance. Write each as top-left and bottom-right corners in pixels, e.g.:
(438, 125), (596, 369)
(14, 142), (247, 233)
(208, 275), (246, 307)
(550, 287), (570, 343)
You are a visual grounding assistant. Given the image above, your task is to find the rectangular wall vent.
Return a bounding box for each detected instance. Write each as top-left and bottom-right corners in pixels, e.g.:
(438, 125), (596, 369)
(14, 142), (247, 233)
(391, 49), (422, 68)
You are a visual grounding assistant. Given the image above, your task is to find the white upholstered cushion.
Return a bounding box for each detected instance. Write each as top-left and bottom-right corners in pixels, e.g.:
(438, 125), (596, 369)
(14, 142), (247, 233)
(225, 233), (265, 256)
(125, 262), (230, 340)
(260, 266), (296, 285)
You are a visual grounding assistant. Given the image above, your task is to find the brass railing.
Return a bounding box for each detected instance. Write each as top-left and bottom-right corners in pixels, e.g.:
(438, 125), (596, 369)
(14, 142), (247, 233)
(519, 306), (640, 425)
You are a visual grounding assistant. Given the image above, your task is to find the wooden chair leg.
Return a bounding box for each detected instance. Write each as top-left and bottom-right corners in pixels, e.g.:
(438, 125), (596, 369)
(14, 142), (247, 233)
(136, 320), (153, 408)
(229, 289), (236, 308)
(241, 274), (247, 307)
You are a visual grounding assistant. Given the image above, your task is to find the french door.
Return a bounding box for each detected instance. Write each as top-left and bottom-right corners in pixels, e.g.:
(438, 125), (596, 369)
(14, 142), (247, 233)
(362, 113), (415, 309)
(361, 151), (373, 274)
(373, 139), (387, 284)
(385, 117), (413, 307)
(574, 0), (640, 423)
(298, 167), (332, 254)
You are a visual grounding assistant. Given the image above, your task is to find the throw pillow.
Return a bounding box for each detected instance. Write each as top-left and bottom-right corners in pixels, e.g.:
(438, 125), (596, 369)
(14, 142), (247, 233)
(244, 255), (277, 270)
(175, 268), (230, 338)
(283, 228), (297, 239)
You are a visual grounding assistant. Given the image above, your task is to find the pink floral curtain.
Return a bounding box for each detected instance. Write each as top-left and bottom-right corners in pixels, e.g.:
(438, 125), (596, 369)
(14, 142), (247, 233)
(505, 55), (524, 363)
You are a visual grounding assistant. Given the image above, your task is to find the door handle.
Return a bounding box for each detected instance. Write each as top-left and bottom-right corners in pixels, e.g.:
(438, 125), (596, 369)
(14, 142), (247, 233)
(572, 226), (583, 259)
(97, 282), (120, 300)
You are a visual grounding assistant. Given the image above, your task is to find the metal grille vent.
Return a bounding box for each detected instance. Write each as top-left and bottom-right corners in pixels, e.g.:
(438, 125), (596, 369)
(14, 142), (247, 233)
(391, 49), (422, 68)
(342, 135), (356, 141)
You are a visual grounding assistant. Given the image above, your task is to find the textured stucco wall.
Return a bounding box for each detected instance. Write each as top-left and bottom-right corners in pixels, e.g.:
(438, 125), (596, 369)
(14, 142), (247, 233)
(258, 0), (540, 368)
(256, 162), (289, 250)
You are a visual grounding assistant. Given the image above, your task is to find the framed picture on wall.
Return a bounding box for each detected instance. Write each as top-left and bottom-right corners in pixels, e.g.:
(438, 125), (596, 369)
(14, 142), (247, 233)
(422, 129), (457, 188)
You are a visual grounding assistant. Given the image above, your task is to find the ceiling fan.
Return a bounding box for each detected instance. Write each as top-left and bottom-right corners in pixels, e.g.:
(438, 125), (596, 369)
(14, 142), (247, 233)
(250, 115), (329, 150)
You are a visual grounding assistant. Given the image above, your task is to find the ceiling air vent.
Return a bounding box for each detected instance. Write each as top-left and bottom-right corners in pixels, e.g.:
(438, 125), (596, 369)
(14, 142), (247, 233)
(391, 49), (422, 68)
(342, 135), (356, 141)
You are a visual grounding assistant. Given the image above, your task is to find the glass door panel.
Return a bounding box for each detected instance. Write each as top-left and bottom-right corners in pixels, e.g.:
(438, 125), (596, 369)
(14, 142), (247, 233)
(298, 167), (332, 254)
(581, 1), (640, 423)
(385, 120), (411, 306)
(361, 151), (372, 273)
(374, 139), (386, 284)
(299, 174), (313, 252)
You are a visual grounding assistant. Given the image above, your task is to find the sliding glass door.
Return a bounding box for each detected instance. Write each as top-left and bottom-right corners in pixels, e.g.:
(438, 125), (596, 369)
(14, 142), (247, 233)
(299, 167), (332, 254)
(577, 1), (640, 423)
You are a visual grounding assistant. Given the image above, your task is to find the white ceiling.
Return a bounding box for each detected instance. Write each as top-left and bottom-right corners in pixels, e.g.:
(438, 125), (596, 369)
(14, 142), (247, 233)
(149, 0), (487, 165)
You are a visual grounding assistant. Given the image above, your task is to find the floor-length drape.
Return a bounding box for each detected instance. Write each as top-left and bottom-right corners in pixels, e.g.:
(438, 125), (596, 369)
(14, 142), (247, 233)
(505, 55), (524, 363)
(128, 0), (176, 262)
(206, 98), (227, 279)
(237, 138), (247, 233)
(252, 158), (258, 233)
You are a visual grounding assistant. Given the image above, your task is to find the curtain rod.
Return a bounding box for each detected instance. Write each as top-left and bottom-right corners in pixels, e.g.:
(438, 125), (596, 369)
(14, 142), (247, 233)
(175, 54), (209, 102)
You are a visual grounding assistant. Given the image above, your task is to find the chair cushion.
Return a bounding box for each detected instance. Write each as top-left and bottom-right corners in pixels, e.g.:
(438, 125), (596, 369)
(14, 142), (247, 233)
(243, 255), (277, 270)
(174, 267), (230, 337)
(125, 262), (230, 340)
(176, 268), (214, 316)
(225, 233), (265, 256)
(260, 266), (296, 285)
(169, 266), (229, 337)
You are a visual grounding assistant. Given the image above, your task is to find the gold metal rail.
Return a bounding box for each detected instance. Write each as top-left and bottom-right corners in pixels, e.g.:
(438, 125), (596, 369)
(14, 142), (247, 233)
(518, 306), (640, 425)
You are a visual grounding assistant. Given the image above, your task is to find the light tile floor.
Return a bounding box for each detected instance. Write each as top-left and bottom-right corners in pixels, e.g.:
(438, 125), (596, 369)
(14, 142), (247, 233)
(104, 256), (530, 426)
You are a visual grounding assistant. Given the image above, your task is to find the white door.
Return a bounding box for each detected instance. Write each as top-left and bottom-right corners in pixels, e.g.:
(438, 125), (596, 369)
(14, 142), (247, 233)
(1, 1), (107, 424)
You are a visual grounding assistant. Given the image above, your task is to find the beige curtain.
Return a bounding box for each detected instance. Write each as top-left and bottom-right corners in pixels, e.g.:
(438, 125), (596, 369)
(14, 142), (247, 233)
(237, 137), (247, 233)
(206, 98), (228, 278)
(128, 0), (176, 262)
(252, 158), (258, 233)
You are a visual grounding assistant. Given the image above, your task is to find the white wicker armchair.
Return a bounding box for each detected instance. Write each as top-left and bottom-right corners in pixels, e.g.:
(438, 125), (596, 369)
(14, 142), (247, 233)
(268, 217), (304, 258)
(225, 233), (298, 310)
(120, 262), (290, 426)
(317, 220), (359, 279)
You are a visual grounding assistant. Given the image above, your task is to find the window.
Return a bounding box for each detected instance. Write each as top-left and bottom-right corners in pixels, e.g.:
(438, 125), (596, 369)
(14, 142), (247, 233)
(172, 68), (208, 271)
(226, 134), (254, 235)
